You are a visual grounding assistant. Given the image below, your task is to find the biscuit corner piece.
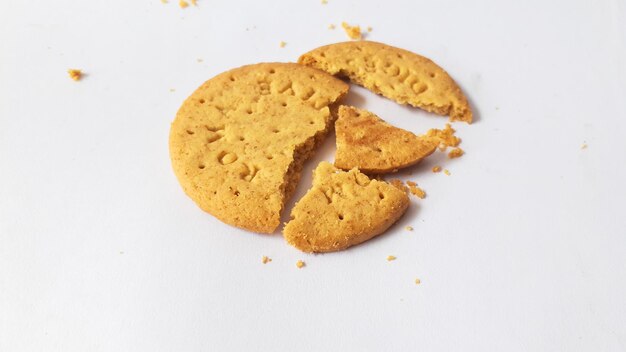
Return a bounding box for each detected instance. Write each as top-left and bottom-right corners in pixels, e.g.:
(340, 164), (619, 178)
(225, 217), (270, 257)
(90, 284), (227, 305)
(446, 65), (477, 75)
(283, 162), (409, 253)
(335, 105), (438, 173)
(298, 41), (472, 123)
(169, 63), (349, 233)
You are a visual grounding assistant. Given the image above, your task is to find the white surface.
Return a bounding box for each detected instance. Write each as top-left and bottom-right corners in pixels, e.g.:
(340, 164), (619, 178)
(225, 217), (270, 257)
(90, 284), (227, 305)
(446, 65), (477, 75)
(1, 0), (626, 351)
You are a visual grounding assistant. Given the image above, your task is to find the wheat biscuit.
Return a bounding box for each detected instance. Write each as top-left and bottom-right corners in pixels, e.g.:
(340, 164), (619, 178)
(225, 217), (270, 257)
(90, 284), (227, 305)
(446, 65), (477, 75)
(169, 63), (349, 233)
(283, 162), (409, 253)
(298, 41), (472, 123)
(335, 106), (438, 173)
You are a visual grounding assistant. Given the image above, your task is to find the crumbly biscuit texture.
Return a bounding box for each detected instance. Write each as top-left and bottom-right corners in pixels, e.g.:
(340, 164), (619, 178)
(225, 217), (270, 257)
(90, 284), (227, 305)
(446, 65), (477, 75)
(335, 106), (438, 173)
(299, 41), (472, 123)
(170, 63), (349, 233)
(283, 162), (409, 253)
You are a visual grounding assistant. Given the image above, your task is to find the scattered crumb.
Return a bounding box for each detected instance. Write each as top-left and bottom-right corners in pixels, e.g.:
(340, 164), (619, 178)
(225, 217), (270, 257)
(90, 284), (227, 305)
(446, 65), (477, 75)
(119, 251), (124, 254)
(581, 143), (588, 150)
(341, 22), (362, 40)
(495, 106), (500, 110)
(321, 0), (328, 4)
(444, 169), (451, 176)
(425, 124), (461, 151)
(405, 226), (413, 231)
(367, 26), (373, 32)
(407, 181), (426, 199)
(169, 88), (176, 92)
(328, 24), (335, 30)
(296, 260), (305, 268)
(448, 147), (464, 159)
(161, 0), (167, 3)
(67, 69), (82, 81)
(389, 179), (408, 193)
(196, 58), (203, 63)
(190, 0), (197, 5)
(279, 41), (286, 48)
(415, 278), (421, 285)
(387, 255), (397, 261)
(179, 0), (189, 8)
(432, 166), (442, 173)
(262, 256), (271, 264)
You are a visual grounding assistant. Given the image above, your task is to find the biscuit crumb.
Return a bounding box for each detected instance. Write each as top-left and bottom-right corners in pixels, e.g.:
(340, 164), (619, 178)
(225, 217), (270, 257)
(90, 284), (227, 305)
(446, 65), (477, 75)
(444, 169), (451, 176)
(581, 143), (588, 149)
(415, 278), (421, 285)
(405, 226), (413, 231)
(448, 148), (464, 159)
(406, 181), (426, 199)
(425, 124), (461, 151)
(296, 260), (305, 268)
(367, 26), (373, 32)
(341, 22), (362, 40)
(67, 69), (82, 81)
(169, 88), (176, 92)
(196, 58), (203, 63)
(279, 41), (286, 48)
(328, 24), (335, 30)
(321, 0), (328, 4)
(387, 255), (397, 261)
(432, 166), (442, 173)
(160, 0), (167, 3)
(262, 256), (271, 264)
(389, 179), (408, 193)
(190, 0), (197, 5)
(179, 0), (189, 8)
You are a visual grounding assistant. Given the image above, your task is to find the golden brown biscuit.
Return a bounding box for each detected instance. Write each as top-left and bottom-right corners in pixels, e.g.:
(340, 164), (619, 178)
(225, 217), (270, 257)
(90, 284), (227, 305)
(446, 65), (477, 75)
(169, 63), (349, 233)
(283, 162), (409, 252)
(298, 41), (472, 123)
(335, 106), (438, 173)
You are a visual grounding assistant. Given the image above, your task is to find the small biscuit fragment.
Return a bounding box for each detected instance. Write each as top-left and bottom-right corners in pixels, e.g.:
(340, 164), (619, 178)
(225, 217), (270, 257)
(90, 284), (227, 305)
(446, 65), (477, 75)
(341, 22), (362, 40)
(296, 260), (305, 268)
(425, 123), (461, 152)
(169, 63), (349, 233)
(283, 162), (409, 253)
(335, 106), (438, 173)
(389, 179), (408, 193)
(387, 255), (397, 261)
(406, 181), (425, 199)
(67, 69), (82, 81)
(299, 41), (472, 123)
(448, 147), (464, 158)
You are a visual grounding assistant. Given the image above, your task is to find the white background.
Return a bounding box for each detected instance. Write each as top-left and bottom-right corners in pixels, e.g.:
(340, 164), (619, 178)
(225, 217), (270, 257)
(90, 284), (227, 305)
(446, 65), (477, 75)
(1, 0), (625, 351)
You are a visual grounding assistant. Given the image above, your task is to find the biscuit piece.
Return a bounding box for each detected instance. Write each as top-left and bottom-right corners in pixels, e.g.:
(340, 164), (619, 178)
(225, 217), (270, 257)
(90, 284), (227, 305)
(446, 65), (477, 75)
(283, 162), (409, 253)
(335, 106), (438, 173)
(67, 69), (82, 81)
(170, 63), (348, 233)
(341, 22), (362, 40)
(299, 41), (472, 123)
